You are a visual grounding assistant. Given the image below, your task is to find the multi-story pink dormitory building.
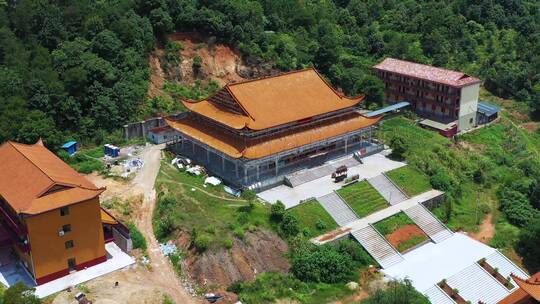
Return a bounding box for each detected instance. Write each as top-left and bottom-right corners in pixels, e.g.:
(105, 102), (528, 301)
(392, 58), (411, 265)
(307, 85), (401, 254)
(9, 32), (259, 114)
(373, 58), (498, 137)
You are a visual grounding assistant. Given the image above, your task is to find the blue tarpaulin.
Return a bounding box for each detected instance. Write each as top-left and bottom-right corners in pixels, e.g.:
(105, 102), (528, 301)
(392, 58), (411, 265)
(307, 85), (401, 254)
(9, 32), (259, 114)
(364, 101), (410, 117)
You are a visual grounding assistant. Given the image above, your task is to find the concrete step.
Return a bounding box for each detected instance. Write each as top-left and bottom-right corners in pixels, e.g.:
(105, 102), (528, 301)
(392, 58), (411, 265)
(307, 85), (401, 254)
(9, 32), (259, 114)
(404, 204), (452, 243)
(351, 225), (403, 268)
(367, 174), (408, 205)
(318, 192), (358, 226)
(285, 157), (361, 187)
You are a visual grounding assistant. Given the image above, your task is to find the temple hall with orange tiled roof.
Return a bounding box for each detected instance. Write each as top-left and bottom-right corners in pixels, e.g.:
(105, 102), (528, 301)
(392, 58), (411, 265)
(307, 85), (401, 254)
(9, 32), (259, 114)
(165, 68), (385, 190)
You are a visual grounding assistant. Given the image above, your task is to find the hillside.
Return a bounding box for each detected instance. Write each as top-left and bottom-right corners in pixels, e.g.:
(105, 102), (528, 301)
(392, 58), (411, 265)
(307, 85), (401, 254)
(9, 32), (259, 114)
(2, 1), (540, 150)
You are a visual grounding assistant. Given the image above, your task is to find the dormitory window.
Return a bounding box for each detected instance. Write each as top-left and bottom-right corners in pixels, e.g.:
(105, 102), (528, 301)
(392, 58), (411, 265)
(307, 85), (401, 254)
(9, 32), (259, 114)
(60, 206), (69, 216)
(65, 240), (74, 249)
(63, 224), (71, 233)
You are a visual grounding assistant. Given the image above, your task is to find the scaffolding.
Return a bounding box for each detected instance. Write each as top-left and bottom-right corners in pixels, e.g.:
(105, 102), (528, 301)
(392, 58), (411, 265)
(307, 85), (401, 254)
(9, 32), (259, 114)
(167, 124), (383, 191)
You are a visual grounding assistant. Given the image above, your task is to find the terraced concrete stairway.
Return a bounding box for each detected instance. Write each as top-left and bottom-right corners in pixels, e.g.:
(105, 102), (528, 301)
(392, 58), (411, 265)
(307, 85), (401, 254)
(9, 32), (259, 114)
(367, 174), (408, 205)
(318, 192), (358, 226)
(404, 204), (453, 243)
(285, 157), (361, 187)
(352, 225), (404, 268)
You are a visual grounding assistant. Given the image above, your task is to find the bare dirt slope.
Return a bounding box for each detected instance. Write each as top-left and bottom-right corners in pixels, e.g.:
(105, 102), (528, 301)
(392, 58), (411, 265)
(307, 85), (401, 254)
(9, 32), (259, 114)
(148, 32), (275, 98)
(184, 229), (290, 288)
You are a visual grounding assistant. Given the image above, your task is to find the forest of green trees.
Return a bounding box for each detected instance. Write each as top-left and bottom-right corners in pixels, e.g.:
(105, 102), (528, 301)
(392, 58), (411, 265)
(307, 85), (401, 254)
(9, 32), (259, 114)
(1, 0), (539, 149)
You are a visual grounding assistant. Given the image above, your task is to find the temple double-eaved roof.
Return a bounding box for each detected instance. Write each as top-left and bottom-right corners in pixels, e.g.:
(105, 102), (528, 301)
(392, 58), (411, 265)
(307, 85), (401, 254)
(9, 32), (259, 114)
(165, 113), (381, 159)
(373, 58), (482, 88)
(182, 68), (365, 130)
(167, 68), (381, 160)
(0, 141), (103, 215)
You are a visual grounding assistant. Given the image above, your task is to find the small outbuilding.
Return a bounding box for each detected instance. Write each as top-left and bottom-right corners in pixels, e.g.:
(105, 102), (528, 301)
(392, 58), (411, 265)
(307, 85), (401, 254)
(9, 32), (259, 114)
(61, 141), (78, 155)
(148, 126), (178, 144)
(476, 101), (501, 126)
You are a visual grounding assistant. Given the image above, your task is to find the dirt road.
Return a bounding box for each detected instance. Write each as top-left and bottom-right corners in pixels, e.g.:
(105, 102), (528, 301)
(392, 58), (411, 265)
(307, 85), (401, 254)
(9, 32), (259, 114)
(132, 144), (202, 304)
(53, 144), (201, 304)
(470, 213), (495, 244)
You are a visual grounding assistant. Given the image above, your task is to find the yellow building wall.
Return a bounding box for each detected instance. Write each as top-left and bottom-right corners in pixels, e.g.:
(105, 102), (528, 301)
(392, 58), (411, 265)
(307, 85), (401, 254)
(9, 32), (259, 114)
(24, 197), (105, 279)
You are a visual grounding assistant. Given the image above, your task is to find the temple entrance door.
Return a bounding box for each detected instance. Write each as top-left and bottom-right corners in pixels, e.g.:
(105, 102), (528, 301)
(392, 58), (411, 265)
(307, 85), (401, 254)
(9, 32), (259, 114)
(67, 258), (76, 272)
(308, 152), (327, 168)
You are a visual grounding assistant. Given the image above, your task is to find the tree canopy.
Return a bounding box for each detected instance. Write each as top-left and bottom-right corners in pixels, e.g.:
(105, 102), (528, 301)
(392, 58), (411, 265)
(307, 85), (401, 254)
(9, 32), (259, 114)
(1, 0), (540, 147)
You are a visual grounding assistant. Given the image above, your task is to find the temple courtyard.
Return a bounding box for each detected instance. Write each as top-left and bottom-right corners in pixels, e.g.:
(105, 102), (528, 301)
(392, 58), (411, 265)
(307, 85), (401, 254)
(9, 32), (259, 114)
(258, 150), (406, 208)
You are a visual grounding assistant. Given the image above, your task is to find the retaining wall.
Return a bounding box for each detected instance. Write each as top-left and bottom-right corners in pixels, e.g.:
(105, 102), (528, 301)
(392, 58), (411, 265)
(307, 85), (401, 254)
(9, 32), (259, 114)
(123, 113), (184, 140)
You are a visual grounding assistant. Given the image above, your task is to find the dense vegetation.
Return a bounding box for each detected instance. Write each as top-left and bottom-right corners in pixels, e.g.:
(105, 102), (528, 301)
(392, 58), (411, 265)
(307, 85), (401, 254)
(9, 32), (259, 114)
(0, 1), (154, 148)
(2, 0), (540, 149)
(382, 114), (540, 271)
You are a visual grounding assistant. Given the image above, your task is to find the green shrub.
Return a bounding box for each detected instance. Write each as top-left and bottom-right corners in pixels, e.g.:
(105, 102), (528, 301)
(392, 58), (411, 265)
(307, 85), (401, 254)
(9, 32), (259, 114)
(162, 294), (174, 304)
(241, 190), (257, 201)
(291, 245), (353, 283)
(479, 203), (491, 214)
(3, 282), (41, 304)
(205, 225), (216, 235)
(237, 212), (249, 225)
(362, 280), (430, 304)
(193, 234), (212, 252)
(169, 252), (182, 275)
(335, 239), (376, 267)
(315, 219), (327, 230)
(223, 239), (234, 249)
(270, 201), (286, 222)
(155, 215), (176, 241)
(389, 134), (407, 159)
(233, 227), (245, 239)
(128, 223), (147, 250)
(77, 160), (103, 174)
(279, 212), (300, 238)
(517, 217), (540, 272)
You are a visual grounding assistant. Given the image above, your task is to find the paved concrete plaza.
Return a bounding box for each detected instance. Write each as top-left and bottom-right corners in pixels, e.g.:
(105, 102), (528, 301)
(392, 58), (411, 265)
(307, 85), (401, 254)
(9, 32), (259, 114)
(258, 151), (406, 208)
(0, 243), (135, 298)
(35, 242), (135, 298)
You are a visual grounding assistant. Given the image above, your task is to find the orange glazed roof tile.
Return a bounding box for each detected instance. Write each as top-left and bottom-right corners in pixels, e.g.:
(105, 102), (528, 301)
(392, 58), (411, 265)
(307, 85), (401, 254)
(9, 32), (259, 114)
(0, 141), (103, 215)
(165, 112), (381, 160)
(374, 58), (482, 88)
(499, 272), (540, 304)
(181, 68), (364, 130)
(100, 208), (118, 225)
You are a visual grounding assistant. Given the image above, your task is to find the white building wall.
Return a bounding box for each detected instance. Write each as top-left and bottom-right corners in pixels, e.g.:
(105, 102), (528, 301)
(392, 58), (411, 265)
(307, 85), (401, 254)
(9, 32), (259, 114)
(457, 83), (479, 131)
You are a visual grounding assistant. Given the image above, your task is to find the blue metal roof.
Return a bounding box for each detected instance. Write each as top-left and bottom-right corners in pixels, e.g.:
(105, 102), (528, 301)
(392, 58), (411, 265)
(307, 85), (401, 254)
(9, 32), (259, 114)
(477, 101), (501, 116)
(365, 101), (410, 117)
(61, 141), (77, 148)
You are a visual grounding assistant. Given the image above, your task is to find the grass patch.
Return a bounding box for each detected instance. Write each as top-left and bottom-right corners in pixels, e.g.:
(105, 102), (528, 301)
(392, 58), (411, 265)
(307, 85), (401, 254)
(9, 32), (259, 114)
(386, 166), (431, 197)
(229, 272), (355, 304)
(61, 146), (105, 174)
(336, 181), (388, 217)
(128, 223), (147, 251)
(373, 212), (414, 235)
(396, 235), (427, 252)
(373, 212), (428, 253)
(288, 200), (338, 238)
(153, 159), (271, 249)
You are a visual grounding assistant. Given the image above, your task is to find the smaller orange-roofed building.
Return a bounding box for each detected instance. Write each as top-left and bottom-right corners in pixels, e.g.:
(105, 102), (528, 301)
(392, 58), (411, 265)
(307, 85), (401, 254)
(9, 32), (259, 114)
(499, 272), (540, 304)
(0, 140), (130, 285)
(165, 68), (384, 190)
